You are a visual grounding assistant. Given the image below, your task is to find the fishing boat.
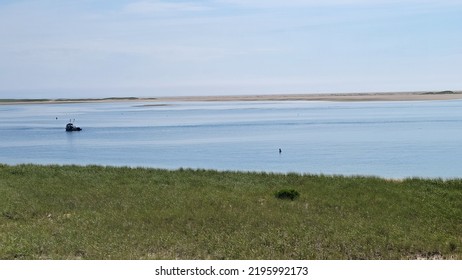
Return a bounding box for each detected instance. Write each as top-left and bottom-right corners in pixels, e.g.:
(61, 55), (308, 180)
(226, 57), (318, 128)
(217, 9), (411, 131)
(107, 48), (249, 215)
(65, 120), (82, 131)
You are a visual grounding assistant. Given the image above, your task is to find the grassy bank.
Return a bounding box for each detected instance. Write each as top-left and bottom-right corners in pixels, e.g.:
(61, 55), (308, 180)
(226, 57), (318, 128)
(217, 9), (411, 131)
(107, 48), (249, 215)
(1, 164), (461, 259)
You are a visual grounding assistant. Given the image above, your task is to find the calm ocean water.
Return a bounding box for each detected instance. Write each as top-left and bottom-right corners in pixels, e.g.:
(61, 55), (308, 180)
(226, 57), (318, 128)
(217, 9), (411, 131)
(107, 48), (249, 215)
(1, 100), (462, 178)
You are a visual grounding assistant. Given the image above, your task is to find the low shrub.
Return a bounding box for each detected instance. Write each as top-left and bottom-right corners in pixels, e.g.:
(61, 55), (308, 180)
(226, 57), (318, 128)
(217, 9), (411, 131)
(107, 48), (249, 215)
(274, 189), (300, 200)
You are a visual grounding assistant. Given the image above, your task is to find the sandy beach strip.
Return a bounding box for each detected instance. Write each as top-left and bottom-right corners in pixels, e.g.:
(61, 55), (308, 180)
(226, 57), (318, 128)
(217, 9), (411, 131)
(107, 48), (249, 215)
(1, 91), (462, 105)
(152, 91), (462, 102)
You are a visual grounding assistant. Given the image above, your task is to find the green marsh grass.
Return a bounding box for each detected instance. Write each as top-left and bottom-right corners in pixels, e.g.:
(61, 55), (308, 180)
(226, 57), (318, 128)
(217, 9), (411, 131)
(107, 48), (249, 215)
(1, 164), (461, 259)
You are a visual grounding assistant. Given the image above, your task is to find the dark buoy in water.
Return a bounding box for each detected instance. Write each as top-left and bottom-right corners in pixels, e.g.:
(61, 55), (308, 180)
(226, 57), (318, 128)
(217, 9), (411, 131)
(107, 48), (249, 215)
(279, 148), (282, 154)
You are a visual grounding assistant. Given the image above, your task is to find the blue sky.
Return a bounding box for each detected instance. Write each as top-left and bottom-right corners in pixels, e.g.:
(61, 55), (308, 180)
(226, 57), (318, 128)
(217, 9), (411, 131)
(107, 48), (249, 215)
(1, 0), (461, 98)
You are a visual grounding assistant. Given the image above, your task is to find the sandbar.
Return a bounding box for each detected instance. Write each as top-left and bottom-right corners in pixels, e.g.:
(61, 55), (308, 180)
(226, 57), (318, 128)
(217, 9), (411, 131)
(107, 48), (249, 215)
(1, 91), (462, 105)
(152, 91), (462, 102)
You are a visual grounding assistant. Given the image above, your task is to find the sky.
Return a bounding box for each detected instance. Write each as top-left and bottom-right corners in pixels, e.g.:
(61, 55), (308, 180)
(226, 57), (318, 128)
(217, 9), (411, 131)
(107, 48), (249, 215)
(1, 0), (461, 99)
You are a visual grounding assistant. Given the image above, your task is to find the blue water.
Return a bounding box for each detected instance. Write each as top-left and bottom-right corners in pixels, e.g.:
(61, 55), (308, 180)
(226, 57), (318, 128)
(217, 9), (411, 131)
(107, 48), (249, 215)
(1, 100), (462, 178)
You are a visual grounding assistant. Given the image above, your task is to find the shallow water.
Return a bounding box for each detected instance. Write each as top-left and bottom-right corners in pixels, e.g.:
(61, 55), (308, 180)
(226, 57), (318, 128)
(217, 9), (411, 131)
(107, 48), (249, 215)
(1, 100), (462, 178)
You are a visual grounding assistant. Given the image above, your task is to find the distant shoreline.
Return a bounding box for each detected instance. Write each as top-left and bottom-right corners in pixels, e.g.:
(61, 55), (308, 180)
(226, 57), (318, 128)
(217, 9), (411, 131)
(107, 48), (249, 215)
(1, 90), (462, 105)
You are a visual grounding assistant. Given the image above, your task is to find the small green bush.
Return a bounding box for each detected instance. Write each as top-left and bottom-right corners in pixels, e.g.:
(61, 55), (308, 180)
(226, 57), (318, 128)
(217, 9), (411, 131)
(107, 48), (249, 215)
(274, 189), (300, 200)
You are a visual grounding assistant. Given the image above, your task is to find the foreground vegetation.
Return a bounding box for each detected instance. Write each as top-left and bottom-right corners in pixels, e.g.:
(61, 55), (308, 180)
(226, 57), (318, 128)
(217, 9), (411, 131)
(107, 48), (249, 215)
(1, 164), (461, 260)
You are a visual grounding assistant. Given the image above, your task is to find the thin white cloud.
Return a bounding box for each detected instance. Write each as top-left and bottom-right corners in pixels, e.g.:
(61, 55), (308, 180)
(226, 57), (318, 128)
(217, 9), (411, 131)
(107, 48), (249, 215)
(123, 0), (212, 14)
(217, 0), (458, 7)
